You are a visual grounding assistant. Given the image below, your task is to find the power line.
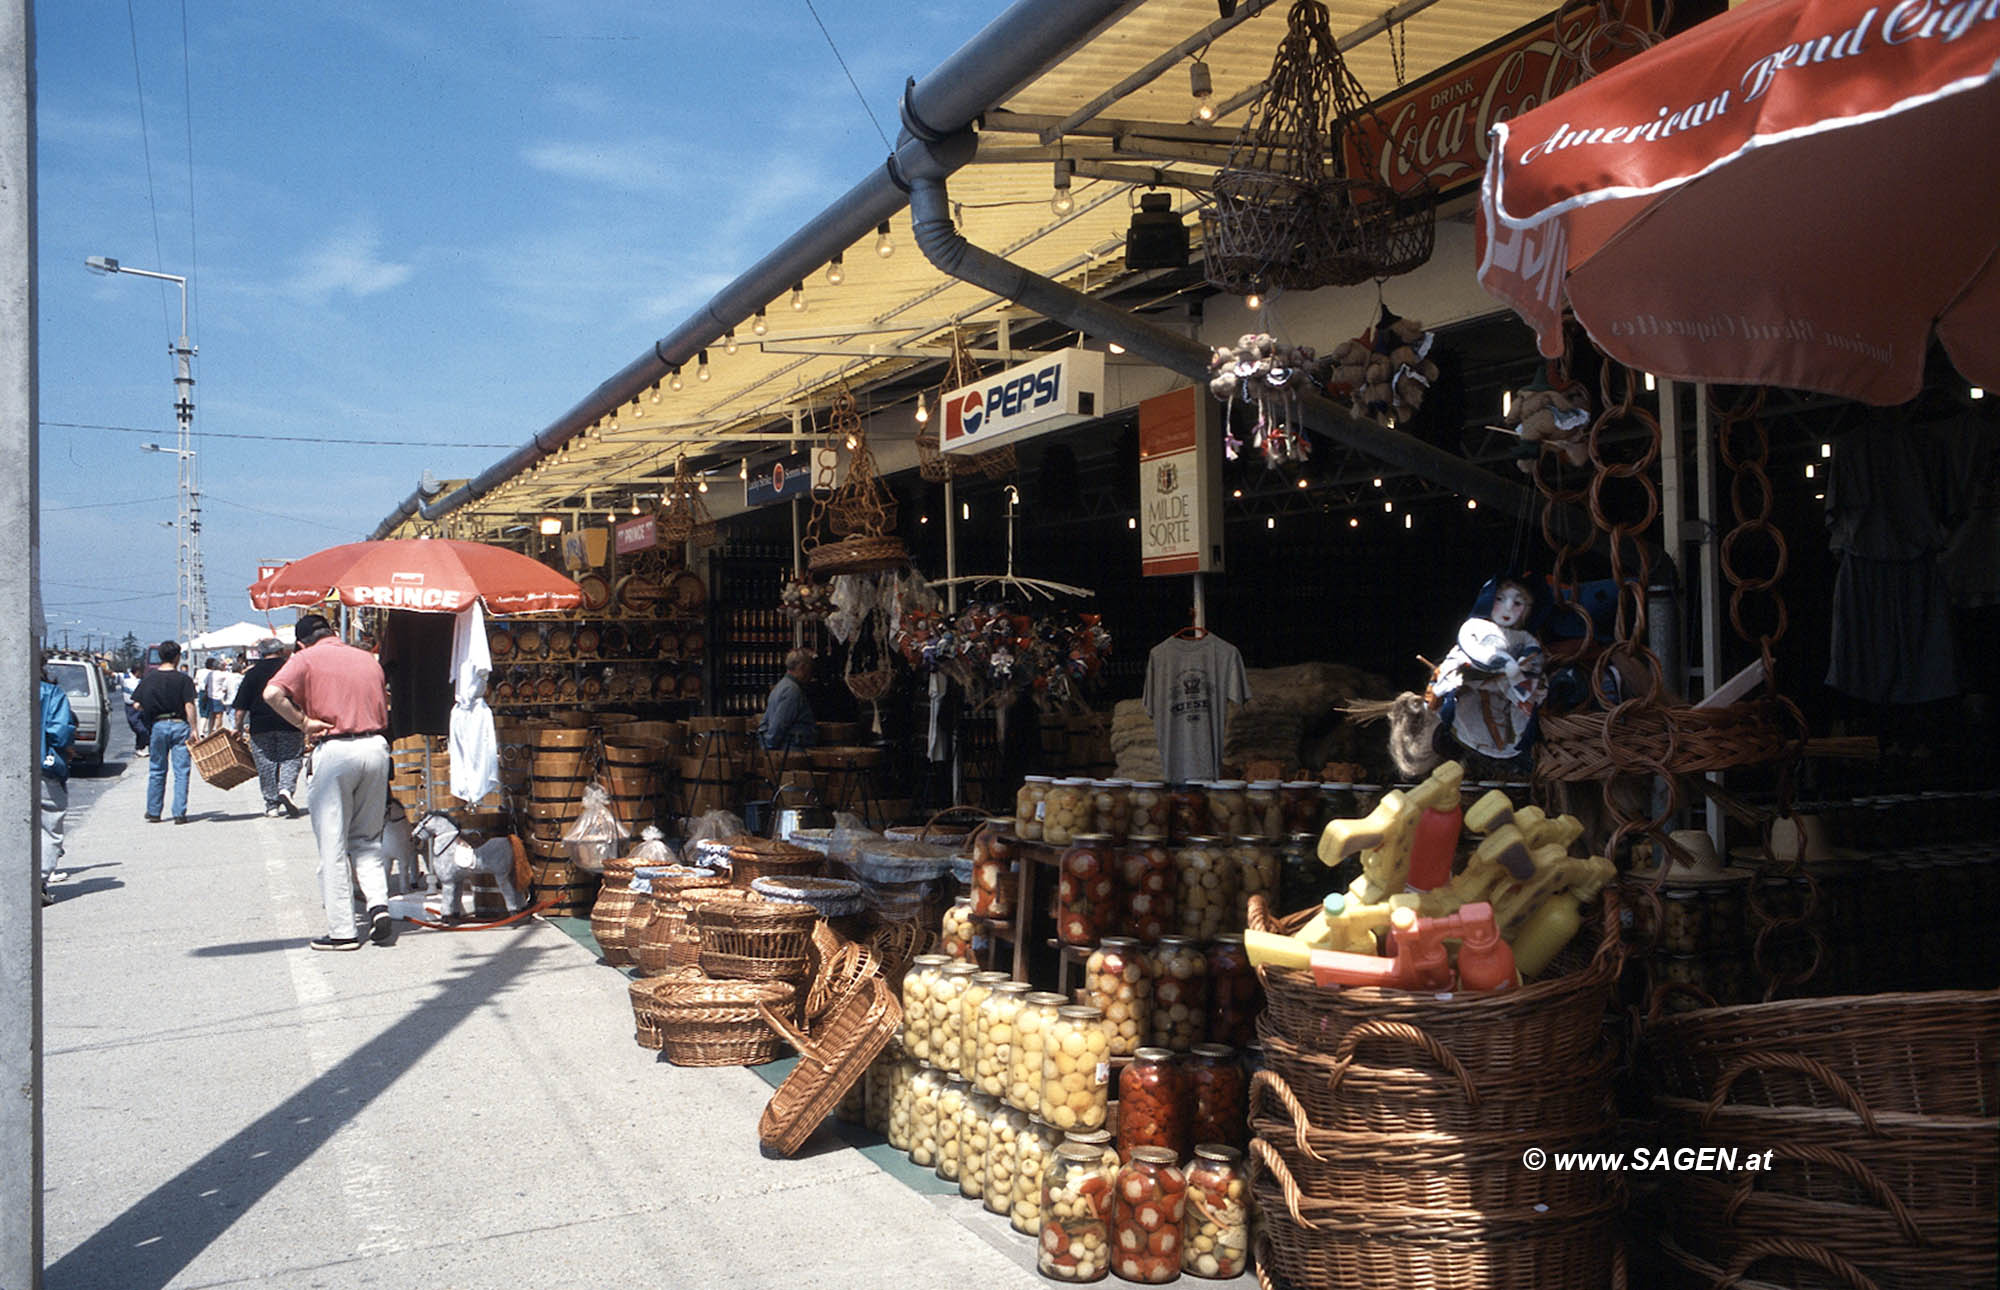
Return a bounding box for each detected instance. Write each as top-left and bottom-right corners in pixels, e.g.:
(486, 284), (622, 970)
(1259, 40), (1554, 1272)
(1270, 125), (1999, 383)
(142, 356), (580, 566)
(203, 492), (356, 533)
(41, 494), (178, 512)
(124, 0), (172, 347)
(40, 420), (517, 449)
(801, 0), (891, 151)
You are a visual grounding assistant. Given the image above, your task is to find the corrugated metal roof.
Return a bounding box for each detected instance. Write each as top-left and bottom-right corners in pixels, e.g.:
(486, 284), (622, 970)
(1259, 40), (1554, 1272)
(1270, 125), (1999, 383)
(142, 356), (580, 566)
(409, 0), (1567, 540)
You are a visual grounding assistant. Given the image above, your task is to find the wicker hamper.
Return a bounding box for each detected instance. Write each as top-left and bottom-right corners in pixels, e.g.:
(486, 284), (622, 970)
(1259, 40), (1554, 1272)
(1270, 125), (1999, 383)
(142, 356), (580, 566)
(189, 728), (257, 790)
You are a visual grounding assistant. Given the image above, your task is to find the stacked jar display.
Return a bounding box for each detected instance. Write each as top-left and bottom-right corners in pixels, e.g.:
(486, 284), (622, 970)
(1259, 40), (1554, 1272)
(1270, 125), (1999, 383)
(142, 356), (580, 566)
(1083, 936), (1152, 1056)
(958, 1087), (997, 1198)
(973, 979), (1030, 1101)
(909, 1066), (946, 1167)
(1057, 833), (1117, 947)
(1205, 934), (1260, 1049)
(1044, 778), (1091, 846)
(1173, 837), (1237, 940)
(1244, 780), (1285, 839)
(1040, 1141), (1116, 1282)
(1170, 784), (1208, 839)
(1012, 1116), (1063, 1235)
(1011, 991), (1067, 1114)
(1112, 1147), (1188, 1283)
(1119, 834), (1175, 942)
(1016, 776), (1053, 841)
(901, 954), (951, 1066)
(1041, 1003), (1113, 1132)
(961, 970), (1008, 1080)
(1088, 779), (1132, 839)
(941, 898), (976, 962)
(887, 1057), (918, 1151)
(1118, 1047), (1187, 1161)
(1128, 781), (1168, 838)
(1204, 782), (1249, 839)
(984, 1100), (1031, 1216)
(1183, 1145), (1249, 1279)
(969, 817), (1015, 920)
(1149, 937), (1208, 1051)
(935, 1075), (969, 1182)
(931, 961), (978, 1076)
(1227, 835), (1278, 929)
(1186, 1043), (1246, 1152)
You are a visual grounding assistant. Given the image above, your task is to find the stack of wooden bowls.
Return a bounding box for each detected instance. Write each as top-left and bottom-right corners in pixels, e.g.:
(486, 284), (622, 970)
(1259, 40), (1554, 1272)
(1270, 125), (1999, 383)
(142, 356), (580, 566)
(600, 735), (667, 836)
(523, 724), (597, 914)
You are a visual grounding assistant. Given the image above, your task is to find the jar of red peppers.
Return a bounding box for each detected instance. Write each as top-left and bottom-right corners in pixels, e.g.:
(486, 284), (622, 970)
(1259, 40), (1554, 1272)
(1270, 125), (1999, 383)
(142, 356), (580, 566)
(1227, 835), (1279, 932)
(1039, 1141), (1116, 1282)
(1186, 1043), (1246, 1152)
(1116, 1047), (1186, 1162)
(1182, 1145), (1249, 1279)
(1148, 937), (1208, 1051)
(1169, 784), (1208, 840)
(1204, 935), (1260, 1048)
(969, 817), (1015, 919)
(1083, 936), (1152, 1056)
(1279, 781), (1321, 836)
(1118, 834), (1175, 942)
(1112, 1146), (1188, 1284)
(1057, 833), (1118, 947)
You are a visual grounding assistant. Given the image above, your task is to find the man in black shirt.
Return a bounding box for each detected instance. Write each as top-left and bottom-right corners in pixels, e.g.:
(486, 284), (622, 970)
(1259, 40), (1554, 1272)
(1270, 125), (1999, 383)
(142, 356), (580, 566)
(233, 636), (303, 817)
(132, 639), (199, 823)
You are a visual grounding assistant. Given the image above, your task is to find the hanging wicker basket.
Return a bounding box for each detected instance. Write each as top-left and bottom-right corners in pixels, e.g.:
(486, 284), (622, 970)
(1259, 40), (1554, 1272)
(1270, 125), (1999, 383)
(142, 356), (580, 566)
(1535, 698), (1803, 783)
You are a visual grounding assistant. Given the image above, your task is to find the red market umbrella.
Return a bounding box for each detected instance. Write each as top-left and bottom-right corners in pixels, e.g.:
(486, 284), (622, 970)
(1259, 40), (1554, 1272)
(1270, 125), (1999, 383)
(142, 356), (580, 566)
(247, 539), (581, 616)
(1476, 0), (2000, 405)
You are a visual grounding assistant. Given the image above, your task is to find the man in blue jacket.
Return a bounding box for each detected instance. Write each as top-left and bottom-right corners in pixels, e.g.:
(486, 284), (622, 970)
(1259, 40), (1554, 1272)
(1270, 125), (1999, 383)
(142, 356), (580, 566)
(41, 652), (77, 905)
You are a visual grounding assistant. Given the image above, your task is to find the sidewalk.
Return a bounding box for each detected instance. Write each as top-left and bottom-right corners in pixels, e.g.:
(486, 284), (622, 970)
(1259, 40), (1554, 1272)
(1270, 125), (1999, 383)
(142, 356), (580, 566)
(41, 766), (1049, 1290)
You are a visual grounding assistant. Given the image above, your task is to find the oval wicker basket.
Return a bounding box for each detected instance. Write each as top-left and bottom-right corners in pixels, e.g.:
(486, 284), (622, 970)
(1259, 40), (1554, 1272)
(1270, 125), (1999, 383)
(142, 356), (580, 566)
(1535, 698), (1800, 783)
(752, 875), (866, 919)
(628, 978), (665, 1050)
(641, 971), (798, 1067)
(695, 894), (817, 983)
(726, 838), (824, 890)
(588, 859), (639, 967)
(806, 534), (908, 575)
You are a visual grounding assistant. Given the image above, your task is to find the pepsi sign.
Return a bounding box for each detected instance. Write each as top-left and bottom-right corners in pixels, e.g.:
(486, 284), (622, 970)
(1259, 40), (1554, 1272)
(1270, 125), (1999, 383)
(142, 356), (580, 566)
(940, 347), (1105, 455)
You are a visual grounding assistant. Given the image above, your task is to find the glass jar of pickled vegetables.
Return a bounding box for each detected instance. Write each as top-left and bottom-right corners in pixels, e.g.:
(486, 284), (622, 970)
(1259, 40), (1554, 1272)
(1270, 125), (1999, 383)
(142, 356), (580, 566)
(1128, 781), (1168, 838)
(1058, 833), (1118, 947)
(834, 1070), (867, 1125)
(1279, 781), (1322, 836)
(887, 1056), (919, 1151)
(1205, 935), (1259, 1049)
(900, 953), (951, 1066)
(935, 1075), (969, 1182)
(908, 1066), (946, 1167)
(1083, 936), (1152, 1057)
(1012, 1116), (1062, 1235)
(1089, 779), (1133, 839)
(867, 1050), (909, 1137)
(1039, 1141), (1116, 1282)
(1182, 1145), (1249, 1279)
(961, 968), (1007, 1078)
(1204, 781), (1248, 839)
(1227, 835), (1278, 931)
(1112, 1147), (1188, 1284)
(1012, 991), (1067, 1114)
(932, 961), (978, 1076)
(1173, 837), (1237, 941)
(1044, 778), (1092, 846)
(1041, 1003), (1113, 1132)
(1186, 1044), (1246, 1152)
(940, 898), (976, 963)
(1279, 832), (1342, 920)
(985, 1101), (1031, 1215)
(1244, 780), (1284, 840)
(969, 817), (1016, 919)
(1118, 835), (1176, 943)
(1169, 784), (1208, 840)
(1065, 1126), (1121, 1172)
(1148, 937), (1209, 1051)
(974, 980), (1030, 1101)
(1117, 1047), (1186, 1162)
(1016, 776), (1053, 841)
(1318, 782), (1357, 827)
(959, 1089), (997, 1198)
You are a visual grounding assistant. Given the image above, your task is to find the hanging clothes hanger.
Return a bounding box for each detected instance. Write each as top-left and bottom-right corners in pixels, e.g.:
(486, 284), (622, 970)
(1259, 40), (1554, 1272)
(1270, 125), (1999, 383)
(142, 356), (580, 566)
(931, 484), (1095, 602)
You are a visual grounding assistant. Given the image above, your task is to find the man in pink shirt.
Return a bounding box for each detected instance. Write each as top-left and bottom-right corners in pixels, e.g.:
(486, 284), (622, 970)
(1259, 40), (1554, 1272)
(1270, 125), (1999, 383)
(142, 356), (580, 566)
(264, 613), (395, 951)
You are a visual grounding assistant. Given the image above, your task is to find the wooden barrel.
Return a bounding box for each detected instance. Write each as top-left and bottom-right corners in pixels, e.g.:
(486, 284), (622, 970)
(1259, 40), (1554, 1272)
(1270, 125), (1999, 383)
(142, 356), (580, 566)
(602, 737), (665, 768)
(530, 857), (597, 916)
(533, 724), (593, 749)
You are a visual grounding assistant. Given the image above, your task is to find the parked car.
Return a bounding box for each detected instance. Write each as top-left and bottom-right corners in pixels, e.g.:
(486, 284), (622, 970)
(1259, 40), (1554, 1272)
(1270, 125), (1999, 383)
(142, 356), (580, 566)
(46, 651), (113, 769)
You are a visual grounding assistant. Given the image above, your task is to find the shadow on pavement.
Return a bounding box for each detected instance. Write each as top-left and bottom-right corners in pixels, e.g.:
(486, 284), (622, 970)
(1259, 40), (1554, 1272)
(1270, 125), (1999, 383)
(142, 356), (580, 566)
(186, 938), (307, 958)
(48, 877), (125, 902)
(45, 929), (554, 1290)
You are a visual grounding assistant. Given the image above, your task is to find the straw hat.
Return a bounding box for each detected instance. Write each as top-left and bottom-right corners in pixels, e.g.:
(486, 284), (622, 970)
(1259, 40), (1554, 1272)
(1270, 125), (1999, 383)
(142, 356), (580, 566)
(1730, 813), (1861, 864)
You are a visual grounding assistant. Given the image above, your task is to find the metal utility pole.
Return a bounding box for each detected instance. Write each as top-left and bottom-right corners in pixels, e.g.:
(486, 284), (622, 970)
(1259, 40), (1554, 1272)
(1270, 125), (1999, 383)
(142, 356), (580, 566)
(85, 255), (208, 641)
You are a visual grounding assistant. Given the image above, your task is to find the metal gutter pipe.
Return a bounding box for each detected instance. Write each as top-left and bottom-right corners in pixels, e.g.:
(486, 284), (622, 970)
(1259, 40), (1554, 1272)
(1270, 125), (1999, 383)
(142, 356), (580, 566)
(369, 0), (1138, 540)
(902, 161), (1545, 522)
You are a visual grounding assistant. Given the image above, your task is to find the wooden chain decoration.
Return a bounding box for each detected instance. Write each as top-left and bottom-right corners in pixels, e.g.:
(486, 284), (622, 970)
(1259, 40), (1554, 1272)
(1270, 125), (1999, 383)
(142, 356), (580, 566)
(826, 384), (897, 538)
(656, 454), (717, 548)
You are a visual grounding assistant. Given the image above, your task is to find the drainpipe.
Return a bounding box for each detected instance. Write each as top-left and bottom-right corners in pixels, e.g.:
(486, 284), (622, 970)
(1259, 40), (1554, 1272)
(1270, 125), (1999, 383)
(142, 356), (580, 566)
(902, 158), (1546, 523)
(370, 0), (1137, 540)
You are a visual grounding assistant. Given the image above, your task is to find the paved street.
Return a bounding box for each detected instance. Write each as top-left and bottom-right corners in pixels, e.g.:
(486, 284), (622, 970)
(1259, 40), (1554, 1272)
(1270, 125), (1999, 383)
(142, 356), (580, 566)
(39, 761), (1049, 1290)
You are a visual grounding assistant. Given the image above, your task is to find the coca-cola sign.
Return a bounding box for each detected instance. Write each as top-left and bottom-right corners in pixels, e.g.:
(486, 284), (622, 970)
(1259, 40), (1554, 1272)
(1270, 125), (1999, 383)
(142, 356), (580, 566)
(1346, 2), (1651, 199)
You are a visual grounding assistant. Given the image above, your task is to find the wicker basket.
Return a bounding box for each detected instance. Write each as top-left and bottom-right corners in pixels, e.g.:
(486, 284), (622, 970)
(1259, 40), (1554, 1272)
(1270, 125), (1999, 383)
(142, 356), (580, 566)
(628, 978), (665, 1050)
(1252, 1197), (1621, 1290)
(1535, 699), (1800, 783)
(629, 868), (727, 976)
(190, 728), (257, 790)
(588, 860), (640, 967)
(806, 534), (908, 575)
(665, 882), (735, 970)
(723, 837), (824, 889)
(646, 971), (798, 1068)
(751, 875), (867, 918)
(695, 895), (816, 983)
(754, 976), (902, 1155)
(1249, 892), (1624, 1077)
(804, 927), (884, 1025)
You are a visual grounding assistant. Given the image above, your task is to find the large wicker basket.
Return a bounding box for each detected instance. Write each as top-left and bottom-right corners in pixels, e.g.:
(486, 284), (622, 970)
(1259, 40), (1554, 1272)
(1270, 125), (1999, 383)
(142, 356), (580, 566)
(190, 728), (257, 790)
(722, 836), (824, 890)
(755, 976), (901, 1155)
(695, 895), (816, 983)
(643, 971), (798, 1068)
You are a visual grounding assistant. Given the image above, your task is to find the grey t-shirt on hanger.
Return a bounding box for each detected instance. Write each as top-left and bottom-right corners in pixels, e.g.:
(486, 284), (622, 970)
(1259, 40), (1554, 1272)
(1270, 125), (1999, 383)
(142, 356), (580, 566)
(1143, 633), (1250, 783)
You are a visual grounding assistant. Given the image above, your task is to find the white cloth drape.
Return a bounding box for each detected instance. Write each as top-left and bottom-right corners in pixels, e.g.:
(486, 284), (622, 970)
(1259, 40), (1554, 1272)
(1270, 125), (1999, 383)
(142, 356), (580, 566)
(448, 603), (499, 806)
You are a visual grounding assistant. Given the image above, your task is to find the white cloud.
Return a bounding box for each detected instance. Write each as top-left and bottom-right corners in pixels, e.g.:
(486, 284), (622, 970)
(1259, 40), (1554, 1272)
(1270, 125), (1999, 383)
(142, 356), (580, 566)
(520, 138), (684, 194)
(288, 223), (415, 299)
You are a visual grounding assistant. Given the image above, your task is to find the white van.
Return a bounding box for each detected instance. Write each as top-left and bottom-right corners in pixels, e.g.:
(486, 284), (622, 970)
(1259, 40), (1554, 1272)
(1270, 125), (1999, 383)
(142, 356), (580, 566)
(46, 652), (113, 769)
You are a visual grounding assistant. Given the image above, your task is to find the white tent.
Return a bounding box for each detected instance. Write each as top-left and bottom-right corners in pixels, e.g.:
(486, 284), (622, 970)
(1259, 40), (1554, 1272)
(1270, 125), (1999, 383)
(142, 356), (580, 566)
(187, 620), (294, 652)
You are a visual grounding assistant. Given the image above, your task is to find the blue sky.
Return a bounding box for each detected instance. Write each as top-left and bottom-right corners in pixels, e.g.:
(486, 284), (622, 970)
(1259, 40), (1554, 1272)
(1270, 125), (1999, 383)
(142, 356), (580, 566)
(35, 0), (987, 649)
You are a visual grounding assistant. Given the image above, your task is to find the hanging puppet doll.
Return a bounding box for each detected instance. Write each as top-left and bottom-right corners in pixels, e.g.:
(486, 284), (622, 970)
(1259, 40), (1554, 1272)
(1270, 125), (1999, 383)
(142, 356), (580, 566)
(1429, 574), (1549, 763)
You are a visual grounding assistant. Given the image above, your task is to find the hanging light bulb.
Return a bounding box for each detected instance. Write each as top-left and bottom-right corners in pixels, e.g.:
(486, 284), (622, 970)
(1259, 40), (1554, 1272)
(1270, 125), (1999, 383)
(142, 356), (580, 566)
(1383, 500), (1394, 513)
(1643, 371), (1657, 392)
(669, 367), (684, 392)
(1349, 516), (1360, 528)
(1050, 159), (1074, 216)
(1108, 342), (1126, 355)
(1372, 476), (1383, 488)
(1190, 59), (1215, 122)
(1502, 389), (1513, 418)
(1403, 513), (1413, 530)
(752, 309), (768, 336)
(1266, 516), (1276, 530)
(789, 281), (807, 312)
(914, 393), (929, 425)
(1245, 290), (1262, 311)
(960, 501), (970, 521)
(1128, 517), (1138, 531)
(697, 476), (708, 494)
(1467, 498), (1478, 510)
(631, 499), (641, 516)
(724, 330), (738, 355)
(739, 458), (749, 481)
(1972, 386), (1986, 399)
(1296, 478), (1308, 489)
(844, 432), (857, 450)
(607, 410), (619, 433)
(648, 382), (661, 405)
(825, 254), (844, 286)
(697, 350), (711, 382)
(1231, 488), (1242, 499)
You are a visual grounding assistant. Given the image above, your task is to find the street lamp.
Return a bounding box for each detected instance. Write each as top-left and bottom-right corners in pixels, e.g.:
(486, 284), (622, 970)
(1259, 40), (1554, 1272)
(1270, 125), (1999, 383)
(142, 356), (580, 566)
(89, 254), (208, 641)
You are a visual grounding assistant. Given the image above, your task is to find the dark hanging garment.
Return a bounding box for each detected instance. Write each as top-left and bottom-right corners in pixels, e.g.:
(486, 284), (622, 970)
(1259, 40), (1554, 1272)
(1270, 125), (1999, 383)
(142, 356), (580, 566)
(380, 609), (456, 739)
